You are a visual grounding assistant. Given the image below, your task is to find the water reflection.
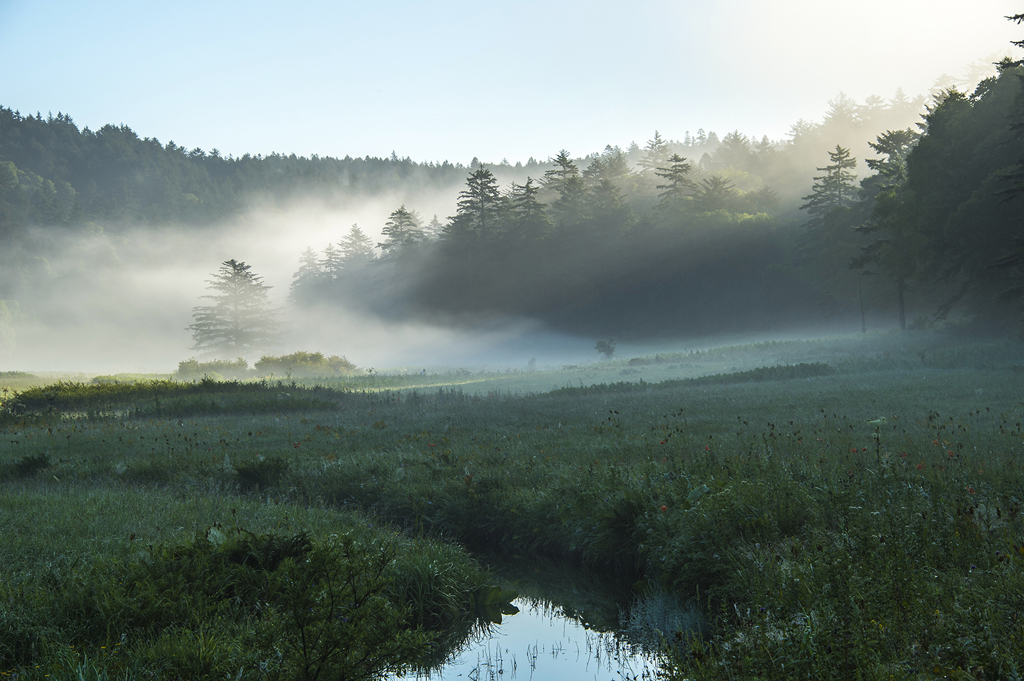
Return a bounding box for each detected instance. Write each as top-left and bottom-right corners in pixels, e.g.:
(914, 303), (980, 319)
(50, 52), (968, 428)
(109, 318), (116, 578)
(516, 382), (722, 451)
(395, 597), (663, 681)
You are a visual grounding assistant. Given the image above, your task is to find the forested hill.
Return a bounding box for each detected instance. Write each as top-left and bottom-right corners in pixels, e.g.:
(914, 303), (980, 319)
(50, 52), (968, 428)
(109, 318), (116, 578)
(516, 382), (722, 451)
(0, 87), (927, 232)
(0, 106), (477, 230)
(287, 65), (1024, 339)
(1, 62), (1023, 351)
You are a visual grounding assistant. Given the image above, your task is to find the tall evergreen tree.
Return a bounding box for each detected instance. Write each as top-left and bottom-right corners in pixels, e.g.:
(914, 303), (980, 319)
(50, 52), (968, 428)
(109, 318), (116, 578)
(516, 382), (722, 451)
(693, 176), (739, 213)
(289, 247), (322, 303)
(379, 204), (424, 252)
(798, 146), (865, 317)
(853, 129), (921, 329)
(800, 145), (858, 217)
(339, 224), (376, 266)
(507, 178), (551, 241)
(654, 154), (696, 217)
(542, 151), (585, 226)
(445, 166), (503, 241)
(638, 131), (670, 174)
(188, 260), (280, 357)
(320, 243), (343, 280)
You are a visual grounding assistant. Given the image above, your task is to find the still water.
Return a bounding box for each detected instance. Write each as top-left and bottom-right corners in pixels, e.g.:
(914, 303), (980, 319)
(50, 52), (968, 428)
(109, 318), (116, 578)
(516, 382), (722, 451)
(395, 596), (668, 681)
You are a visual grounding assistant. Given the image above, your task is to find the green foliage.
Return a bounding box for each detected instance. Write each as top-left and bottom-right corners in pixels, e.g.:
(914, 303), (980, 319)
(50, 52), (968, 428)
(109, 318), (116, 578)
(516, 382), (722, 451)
(10, 453), (50, 478)
(255, 351), (357, 378)
(235, 455), (289, 491)
(3, 378), (341, 422)
(0, 517), (491, 679)
(176, 357), (250, 380)
(3, 335), (1024, 677)
(595, 338), (616, 358)
(253, 533), (430, 681)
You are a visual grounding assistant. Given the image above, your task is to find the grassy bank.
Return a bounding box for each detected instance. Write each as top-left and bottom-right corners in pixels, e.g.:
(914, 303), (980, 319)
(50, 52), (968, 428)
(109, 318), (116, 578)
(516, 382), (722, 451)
(2, 332), (1024, 678)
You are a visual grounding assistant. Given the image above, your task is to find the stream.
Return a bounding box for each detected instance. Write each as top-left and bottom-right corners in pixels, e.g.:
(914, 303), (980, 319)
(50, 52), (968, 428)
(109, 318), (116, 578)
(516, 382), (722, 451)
(394, 559), (701, 681)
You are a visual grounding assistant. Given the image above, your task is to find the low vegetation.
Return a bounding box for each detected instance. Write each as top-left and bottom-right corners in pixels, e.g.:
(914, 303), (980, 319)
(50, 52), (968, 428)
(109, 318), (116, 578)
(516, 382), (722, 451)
(1, 332), (1024, 678)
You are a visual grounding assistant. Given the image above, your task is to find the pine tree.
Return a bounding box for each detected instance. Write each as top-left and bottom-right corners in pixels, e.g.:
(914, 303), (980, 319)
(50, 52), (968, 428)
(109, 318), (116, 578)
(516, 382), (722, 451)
(693, 176), (738, 213)
(445, 166), (504, 241)
(289, 247), (322, 303)
(638, 131), (670, 174)
(320, 243), (343, 280)
(542, 151), (585, 226)
(853, 129), (920, 330)
(188, 260), (280, 356)
(379, 205), (424, 252)
(798, 146), (865, 318)
(654, 154), (696, 216)
(800, 145), (858, 219)
(339, 224), (376, 266)
(507, 178), (551, 240)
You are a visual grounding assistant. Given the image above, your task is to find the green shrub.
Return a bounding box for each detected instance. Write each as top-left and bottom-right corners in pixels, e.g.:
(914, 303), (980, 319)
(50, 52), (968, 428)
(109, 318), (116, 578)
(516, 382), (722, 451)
(175, 357), (250, 381)
(255, 351), (357, 378)
(235, 456), (289, 491)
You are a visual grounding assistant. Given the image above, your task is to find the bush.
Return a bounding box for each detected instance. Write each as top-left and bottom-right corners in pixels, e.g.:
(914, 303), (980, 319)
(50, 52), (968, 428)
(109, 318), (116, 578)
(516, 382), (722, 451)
(175, 357), (250, 381)
(255, 351), (357, 378)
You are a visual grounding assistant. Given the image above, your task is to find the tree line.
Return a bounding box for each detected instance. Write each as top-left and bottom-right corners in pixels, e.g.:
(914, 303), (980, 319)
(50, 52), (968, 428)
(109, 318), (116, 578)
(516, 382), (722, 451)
(3, 38), (1021, 357)
(282, 58), (1024, 340)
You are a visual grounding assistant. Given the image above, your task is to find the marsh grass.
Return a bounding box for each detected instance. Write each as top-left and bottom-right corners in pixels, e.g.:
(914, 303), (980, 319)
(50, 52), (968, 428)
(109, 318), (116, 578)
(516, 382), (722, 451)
(2, 332), (1024, 678)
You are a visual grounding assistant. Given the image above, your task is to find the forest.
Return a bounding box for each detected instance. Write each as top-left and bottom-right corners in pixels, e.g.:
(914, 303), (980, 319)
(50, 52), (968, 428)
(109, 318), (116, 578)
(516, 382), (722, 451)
(2, 57), (1022, 355)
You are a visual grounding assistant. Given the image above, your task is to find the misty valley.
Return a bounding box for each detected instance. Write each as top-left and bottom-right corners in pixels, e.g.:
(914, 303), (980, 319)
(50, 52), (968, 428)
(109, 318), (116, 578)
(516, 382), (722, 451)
(3, 15), (1024, 679)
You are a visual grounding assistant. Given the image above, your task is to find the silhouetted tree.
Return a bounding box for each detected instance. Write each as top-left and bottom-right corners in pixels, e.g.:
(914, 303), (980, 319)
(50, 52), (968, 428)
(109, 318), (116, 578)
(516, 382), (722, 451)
(379, 205), (424, 252)
(853, 129), (920, 330)
(445, 166), (503, 241)
(188, 260), (281, 357)
(654, 154), (696, 218)
(320, 243), (343, 280)
(543, 151), (585, 226)
(506, 178), (551, 241)
(289, 247), (322, 303)
(339, 224), (376, 266)
(694, 176), (739, 213)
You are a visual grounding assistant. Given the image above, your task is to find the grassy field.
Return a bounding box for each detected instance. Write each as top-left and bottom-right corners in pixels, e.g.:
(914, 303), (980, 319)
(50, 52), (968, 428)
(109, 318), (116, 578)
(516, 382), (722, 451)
(2, 331), (1024, 679)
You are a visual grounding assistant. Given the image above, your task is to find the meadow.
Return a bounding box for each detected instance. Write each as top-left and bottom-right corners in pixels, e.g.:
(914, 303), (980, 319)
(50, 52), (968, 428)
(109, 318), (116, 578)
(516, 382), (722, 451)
(2, 331), (1024, 679)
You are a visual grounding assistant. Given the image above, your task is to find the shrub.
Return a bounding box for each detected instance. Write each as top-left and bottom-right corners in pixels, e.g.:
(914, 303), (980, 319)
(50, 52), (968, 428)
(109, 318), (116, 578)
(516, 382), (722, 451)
(254, 351), (357, 378)
(235, 456), (289, 491)
(175, 357), (250, 381)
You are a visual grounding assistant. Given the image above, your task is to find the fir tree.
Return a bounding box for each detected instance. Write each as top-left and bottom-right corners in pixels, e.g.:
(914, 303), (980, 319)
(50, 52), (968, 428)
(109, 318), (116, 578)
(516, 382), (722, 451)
(188, 260), (280, 357)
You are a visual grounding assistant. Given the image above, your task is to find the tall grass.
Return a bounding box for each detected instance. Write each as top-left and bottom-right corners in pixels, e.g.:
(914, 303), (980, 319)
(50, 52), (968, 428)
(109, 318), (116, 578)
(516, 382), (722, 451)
(2, 332), (1023, 677)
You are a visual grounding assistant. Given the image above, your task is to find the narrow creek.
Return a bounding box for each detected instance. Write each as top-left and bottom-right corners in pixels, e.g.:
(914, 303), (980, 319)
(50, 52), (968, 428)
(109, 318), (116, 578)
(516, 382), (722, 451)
(394, 558), (701, 681)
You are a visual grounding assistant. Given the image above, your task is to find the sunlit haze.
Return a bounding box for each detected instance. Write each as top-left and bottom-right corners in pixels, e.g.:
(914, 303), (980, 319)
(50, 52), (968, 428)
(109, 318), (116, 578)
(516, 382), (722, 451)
(1, 0), (1020, 164)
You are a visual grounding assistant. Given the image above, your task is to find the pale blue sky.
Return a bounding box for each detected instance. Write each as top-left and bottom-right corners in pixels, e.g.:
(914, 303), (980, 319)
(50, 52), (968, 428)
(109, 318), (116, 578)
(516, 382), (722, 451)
(1, 0), (1021, 164)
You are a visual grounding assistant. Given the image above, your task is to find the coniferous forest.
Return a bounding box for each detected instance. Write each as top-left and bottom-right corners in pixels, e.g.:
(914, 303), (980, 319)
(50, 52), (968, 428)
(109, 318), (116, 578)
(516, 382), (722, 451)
(1, 59), (1024, 357)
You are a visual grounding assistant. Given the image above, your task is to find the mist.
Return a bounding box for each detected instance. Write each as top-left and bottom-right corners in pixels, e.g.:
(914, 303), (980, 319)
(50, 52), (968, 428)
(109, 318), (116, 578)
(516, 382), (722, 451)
(3, 48), (1024, 376)
(2, 188), (607, 374)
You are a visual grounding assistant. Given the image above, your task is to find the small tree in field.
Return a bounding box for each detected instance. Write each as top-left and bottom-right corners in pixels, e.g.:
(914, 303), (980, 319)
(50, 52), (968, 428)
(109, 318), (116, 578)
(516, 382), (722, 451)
(595, 338), (616, 358)
(188, 259), (281, 357)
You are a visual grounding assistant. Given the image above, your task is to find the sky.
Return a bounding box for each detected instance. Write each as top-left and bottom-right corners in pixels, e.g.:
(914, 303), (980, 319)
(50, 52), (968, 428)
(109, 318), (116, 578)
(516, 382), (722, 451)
(1, 1), (1021, 166)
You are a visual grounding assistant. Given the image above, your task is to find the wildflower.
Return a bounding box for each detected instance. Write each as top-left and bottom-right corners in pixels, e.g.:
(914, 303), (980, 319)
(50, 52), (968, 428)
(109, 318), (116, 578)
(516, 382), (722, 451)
(948, 451), (955, 458)
(660, 440), (666, 445)
(660, 505), (667, 512)
(967, 486), (975, 494)
(900, 452), (908, 459)
(851, 448), (858, 453)
(916, 462), (925, 470)
(862, 447), (868, 452)
(293, 442), (301, 449)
